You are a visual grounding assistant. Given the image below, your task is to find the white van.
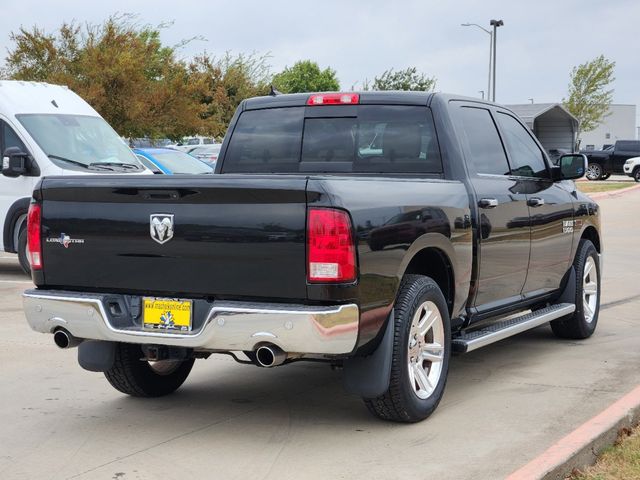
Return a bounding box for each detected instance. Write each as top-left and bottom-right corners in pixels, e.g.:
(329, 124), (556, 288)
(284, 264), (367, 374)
(0, 81), (149, 273)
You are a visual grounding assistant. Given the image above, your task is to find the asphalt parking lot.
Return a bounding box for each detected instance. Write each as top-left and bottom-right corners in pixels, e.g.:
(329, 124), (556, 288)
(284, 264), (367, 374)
(1, 189), (640, 480)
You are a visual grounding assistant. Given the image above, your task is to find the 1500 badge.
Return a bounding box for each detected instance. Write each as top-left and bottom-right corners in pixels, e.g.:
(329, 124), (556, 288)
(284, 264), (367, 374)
(563, 219), (583, 234)
(46, 233), (85, 248)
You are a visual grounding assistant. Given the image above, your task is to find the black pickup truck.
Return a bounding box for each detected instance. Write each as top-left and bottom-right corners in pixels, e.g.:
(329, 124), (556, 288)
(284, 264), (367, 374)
(582, 140), (640, 180)
(22, 92), (602, 423)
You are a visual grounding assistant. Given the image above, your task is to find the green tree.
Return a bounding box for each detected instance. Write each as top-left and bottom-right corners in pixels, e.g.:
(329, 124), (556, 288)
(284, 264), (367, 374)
(3, 15), (271, 140)
(5, 15), (206, 140)
(365, 67), (436, 91)
(563, 55), (616, 143)
(272, 60), (340, 93)
(188, 52), (271, 137)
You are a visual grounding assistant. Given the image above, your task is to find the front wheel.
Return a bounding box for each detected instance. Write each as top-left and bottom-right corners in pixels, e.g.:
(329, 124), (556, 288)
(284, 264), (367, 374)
(104, 343), (194, 397)
(634, 168), (640, 183)
(551, 240), (600, 339)
(364, 275), (451, 423)
(586, 163), (602, 181)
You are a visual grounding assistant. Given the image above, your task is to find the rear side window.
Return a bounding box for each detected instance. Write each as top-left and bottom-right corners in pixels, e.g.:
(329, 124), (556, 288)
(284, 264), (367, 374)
(458, 107), (510, 175)
(224, 107), (304, 173)
(617, 141), (640, 151)
(495, 112), (548, 178)
(223, 105), (442, 174)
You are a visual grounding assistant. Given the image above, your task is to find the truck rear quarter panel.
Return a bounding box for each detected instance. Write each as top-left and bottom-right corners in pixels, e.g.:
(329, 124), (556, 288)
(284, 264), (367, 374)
(306, 176), (472, 348)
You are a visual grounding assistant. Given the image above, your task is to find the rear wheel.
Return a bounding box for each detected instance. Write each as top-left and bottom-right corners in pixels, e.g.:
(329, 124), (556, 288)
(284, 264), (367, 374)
(586, 163), (602, 180)
(364, 275), (451, 423)
(551, 240), (600, 339)
(17, 224), (31, 275)
(104, 343), (194, 397)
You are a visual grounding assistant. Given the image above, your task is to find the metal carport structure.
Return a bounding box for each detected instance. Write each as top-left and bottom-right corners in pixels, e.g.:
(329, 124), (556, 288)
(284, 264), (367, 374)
(507, 103), (579, 154)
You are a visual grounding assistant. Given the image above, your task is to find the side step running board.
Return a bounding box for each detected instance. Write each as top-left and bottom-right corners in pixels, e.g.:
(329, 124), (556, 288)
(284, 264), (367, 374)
(452, 303), (575, 354)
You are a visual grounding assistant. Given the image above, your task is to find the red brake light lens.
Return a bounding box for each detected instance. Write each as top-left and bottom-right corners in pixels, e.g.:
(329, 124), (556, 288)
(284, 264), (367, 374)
(307, 208), (356, 283)
(27, 203), (42, 270)
(307, 93), (359, 106)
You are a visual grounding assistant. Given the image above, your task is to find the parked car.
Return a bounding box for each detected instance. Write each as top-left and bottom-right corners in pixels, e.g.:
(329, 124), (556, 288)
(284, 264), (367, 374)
(167, 136), (217, 152)
(22, 92), (600, 423)
(133, 148), (214, 175)
(188, 144), (222, 167)
(581, 140), (640, 180)
(0, 80), (148, 274)
(623, 156), (640, 182)
(128, 138), (172, 148)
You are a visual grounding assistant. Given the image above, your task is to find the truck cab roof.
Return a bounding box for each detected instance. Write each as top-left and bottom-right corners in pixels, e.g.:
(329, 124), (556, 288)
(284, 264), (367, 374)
(242, 91), (504, 111)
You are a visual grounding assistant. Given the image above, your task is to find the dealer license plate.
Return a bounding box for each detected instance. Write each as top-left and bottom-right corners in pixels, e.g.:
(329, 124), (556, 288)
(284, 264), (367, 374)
(143, 297), (192, 332)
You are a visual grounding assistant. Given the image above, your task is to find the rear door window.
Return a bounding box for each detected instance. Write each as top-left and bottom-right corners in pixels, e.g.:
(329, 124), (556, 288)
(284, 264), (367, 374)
(458, 107), (510, 175)
(222, 105), (442, 174)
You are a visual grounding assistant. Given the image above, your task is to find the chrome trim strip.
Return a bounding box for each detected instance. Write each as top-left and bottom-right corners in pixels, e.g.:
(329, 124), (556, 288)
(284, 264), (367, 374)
(23, 291), (359, 355)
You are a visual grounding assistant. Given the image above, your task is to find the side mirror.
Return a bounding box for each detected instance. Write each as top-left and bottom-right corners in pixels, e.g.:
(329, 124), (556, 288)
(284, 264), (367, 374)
(1, 147), (30, 178)
(552, 153), (587, 181)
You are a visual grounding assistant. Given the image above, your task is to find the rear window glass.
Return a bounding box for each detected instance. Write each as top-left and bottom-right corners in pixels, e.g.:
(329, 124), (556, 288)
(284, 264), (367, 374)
(222, 105), (442, 174)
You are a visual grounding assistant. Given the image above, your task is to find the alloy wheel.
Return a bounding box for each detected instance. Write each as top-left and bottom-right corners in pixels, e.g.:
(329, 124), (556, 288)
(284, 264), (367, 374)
(586, 164), (601, 180)
(407, 300), (445, 400)
(582, 256), (598, 323)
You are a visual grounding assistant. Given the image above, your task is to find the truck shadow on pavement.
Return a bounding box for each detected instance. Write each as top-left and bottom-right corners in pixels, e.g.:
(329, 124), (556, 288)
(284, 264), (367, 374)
(77, 325), (575, 434)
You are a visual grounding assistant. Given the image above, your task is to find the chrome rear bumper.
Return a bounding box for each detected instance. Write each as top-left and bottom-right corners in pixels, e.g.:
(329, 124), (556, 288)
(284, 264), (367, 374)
(23, 290), (359, 355)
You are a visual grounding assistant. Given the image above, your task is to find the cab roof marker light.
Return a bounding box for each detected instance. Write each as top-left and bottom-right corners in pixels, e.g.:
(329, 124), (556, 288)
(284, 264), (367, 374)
(307, 93), (360, 106)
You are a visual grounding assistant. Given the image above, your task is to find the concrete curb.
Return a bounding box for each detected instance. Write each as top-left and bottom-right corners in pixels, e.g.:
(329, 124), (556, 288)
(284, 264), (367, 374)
(505, 385), (640, 480)
(587, 182), (640, 200)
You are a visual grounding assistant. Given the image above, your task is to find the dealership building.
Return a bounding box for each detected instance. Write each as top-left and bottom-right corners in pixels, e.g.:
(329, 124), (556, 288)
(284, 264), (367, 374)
(578, 104), (637, 150)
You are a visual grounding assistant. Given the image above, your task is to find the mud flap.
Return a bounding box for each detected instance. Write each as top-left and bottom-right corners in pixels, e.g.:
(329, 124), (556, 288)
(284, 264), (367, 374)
(78, 340), (116, 372)
(343, 310), (394, 398)
(558, 266), (577, 305)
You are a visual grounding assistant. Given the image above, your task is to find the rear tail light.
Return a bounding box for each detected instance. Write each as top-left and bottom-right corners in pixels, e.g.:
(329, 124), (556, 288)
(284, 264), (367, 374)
(307, 208), (356, 283)
(27, 202), (42, 270)
(307, 93), (359, 106)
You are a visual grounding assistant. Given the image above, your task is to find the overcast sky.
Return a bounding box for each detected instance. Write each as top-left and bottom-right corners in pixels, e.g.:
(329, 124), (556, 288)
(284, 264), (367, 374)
(1, 0), (638, 127)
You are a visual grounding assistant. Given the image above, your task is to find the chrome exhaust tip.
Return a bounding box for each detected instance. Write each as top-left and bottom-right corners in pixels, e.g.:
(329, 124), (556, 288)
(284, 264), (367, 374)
(255, 344), (287, 368)
(53, 329), (82, 349)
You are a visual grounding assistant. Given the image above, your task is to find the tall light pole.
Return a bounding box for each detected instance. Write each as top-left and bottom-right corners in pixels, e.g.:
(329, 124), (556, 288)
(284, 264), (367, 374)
(489, 19), (504, 102)
(461, 23), (492, 102)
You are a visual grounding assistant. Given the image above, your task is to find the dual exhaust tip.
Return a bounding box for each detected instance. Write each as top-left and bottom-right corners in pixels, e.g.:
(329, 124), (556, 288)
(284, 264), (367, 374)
(255, 344), (287, 368)
(53, 330), (289, 368)
(53, 329), (82, 349)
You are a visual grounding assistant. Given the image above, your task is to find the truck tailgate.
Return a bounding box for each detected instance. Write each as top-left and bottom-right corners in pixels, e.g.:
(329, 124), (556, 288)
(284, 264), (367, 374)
(38, 175), (308, 300)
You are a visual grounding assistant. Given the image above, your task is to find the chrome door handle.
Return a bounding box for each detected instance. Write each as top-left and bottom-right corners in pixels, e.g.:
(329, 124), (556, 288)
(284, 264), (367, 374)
(527, 197), (545, 207)
(478, 198), (498, 209)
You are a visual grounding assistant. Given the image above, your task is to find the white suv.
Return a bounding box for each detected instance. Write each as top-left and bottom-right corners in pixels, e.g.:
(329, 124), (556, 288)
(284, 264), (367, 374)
(623, 157), (640, 182)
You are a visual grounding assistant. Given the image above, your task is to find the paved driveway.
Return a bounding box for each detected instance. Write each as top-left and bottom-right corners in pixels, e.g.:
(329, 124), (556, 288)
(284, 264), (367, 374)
(1, 190), (639, 480)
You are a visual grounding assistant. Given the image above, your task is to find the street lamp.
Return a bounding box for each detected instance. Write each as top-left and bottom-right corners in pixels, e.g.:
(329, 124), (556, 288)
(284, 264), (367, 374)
(489, 19), (504, 102)
(461, 23), (492, 103)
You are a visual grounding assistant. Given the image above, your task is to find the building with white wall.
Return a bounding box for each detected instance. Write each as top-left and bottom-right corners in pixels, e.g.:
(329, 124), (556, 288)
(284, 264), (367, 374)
(579, 104), (637, 150)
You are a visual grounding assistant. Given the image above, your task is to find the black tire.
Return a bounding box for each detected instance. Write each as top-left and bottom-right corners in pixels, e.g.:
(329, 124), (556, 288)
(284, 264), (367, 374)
(586, 163), (602, 181)
(551, 240), (600, 339)
(364, 275), (451, 423)
(104, 343), (194, 397)
(17, 224), (31, 276)
(633, 168), (640, 183)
